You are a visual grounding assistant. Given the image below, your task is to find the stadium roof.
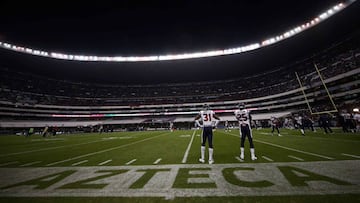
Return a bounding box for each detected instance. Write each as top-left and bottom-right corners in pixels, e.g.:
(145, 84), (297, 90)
(0, 0), (359, 85)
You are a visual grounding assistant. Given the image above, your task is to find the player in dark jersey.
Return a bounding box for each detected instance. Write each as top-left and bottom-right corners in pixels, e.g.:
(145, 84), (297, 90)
(270, 116), (281, 136)
(234, 103), (257, 160)
(195, 104), (220, 164)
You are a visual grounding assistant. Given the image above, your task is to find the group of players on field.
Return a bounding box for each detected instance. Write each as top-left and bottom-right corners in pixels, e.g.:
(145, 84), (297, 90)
(195, 103), (257, 164)
(193, 103), (352, 164)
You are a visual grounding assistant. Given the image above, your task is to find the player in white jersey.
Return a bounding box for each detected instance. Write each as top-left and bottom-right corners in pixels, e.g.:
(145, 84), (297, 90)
(295, 115), (305, 136)
(234, 103), (257, 160)
(195, 104), (220, 164)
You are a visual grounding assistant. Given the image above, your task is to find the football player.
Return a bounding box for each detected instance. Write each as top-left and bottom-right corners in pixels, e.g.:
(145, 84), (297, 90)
(234, 103), (257, 160)
(295, 115), (305, 136)
(270, 116), (281, 136)
(195, 104), (220, 164)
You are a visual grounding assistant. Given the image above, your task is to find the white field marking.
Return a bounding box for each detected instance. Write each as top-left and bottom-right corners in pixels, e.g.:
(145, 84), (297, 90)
(225, 132), (334, 160)
(30, 138), (65, 142)
(342, 153), (360, 159)
(1, 131), (152, 158)
(98, 159), (112, 166)
(46, 132), (168, 166)
(262, 156), (274, 162)
(102, 136), (133, 140)
(1, 139), (110, 157)
(0, 161), (18, 166)
(71, 160), (89, 166)
(153, 158), (162, 165)
(288, 155), (304, 161)
(20, 161), (41, 167)
(285, 133), (360, 143)
(235, 156), (244, 162)
(181, 130), (196, 164)
(126, 159), (137, 165)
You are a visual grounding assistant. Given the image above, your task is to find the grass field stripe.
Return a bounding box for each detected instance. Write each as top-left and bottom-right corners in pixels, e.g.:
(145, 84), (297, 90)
(262, 156), (274, 162)
(125, 159), (137, 165)
(225, 132), (334, 160)
(153, 158), (162, 164)
(71, 160), (88, 166)
(0, 161), (18, 166)
(0, 131), (157, 158)
(46, 132), (168, 166)
(284, 134), (360, 143)
(181, 130), (196, 164)
(0, 139), (112, 157)
(98, 159), (112, 166)
(235, 156), (244, 162)
(20, 161), (41, 167)
(342, 153), (360, 159)
(288, 155), (304, 161)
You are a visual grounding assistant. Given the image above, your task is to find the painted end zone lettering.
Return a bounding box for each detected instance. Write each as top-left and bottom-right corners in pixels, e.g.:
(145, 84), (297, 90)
(0, 160), (359, 197)
(222, 167), (274, 187)
(173, 168), (216, 188)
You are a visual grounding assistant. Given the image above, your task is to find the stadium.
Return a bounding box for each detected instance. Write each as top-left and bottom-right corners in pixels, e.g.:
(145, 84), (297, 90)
(0, 1), (359, 203)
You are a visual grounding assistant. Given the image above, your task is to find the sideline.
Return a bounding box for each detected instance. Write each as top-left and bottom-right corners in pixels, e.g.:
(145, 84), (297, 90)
(182, 130), (196, 163)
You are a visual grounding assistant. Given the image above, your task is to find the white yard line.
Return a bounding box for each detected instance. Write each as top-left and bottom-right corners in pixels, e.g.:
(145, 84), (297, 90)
(262, 156), (274, 162)
(342, 153), (360, 159)
(71, 160), (88, 166)
(235, 156), (244, 162)
(153, 158), (162, 165)
(288, 155), (304, 161)
(0, 139), (109, 157)
(0, 161), (18, 167)
(181, 130), (196, 164)
(46, 133), (167, 166)
(20, 161), (41, 167)
(225, 132), (334, 160)
(126, 159), (137, 165)
(98, 159), (112, 166)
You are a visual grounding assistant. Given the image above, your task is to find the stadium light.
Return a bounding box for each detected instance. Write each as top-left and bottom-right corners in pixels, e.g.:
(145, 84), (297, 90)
(0, 2), (353, 62)
(354, 108), (359, 112)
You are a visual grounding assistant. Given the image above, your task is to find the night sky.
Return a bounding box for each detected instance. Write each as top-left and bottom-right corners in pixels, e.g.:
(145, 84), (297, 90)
(0, 0), (359, 85)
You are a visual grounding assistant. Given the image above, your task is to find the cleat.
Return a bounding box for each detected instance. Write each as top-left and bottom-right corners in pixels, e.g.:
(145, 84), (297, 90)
(240, 154), (244, 160)
(208, 159), (214, 164)
(199, 158), (205, 163)
(251, 156), (258, 161)
(278, 134), (282, 136)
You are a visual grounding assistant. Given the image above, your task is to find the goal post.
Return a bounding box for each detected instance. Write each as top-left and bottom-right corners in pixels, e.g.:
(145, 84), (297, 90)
(295, 63), (338, 115)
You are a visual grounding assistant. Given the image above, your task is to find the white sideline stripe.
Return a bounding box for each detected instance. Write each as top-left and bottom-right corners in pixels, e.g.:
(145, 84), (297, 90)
(46, 133), (167, 166)
(126, 159), (137, 165)
(72, 160), (88, 166)
(342, 153), (360, 159)
(181, 130), (196, 164)
(262, 156), (274, 162)
(288, 155), (304, 161)
(20, 161), (41, 167)
(0, 161), (18, 166)
(225, 132), (334, 160)
(98, 159), (112, 166)
(153, 158), (162, 165)
(235, 156), (244, 162)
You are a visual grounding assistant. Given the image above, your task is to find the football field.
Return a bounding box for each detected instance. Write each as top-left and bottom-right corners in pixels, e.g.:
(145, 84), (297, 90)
(0, 128), (359, 203)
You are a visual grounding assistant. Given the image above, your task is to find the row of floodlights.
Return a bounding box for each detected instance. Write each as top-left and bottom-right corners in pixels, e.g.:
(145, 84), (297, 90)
(0, 2), (351, 62)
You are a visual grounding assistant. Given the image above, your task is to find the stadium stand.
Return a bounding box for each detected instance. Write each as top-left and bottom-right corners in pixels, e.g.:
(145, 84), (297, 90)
(0, 37), (359, 133)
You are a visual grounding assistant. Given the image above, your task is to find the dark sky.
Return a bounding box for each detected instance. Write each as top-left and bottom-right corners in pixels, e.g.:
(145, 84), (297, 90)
(0, 0), (359, 85)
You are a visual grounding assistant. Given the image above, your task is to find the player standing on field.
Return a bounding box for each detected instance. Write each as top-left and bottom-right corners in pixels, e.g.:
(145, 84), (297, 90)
(234, 103), (257, 160)
(195, 104), (220, 164)
(270, 116), (281, 136)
